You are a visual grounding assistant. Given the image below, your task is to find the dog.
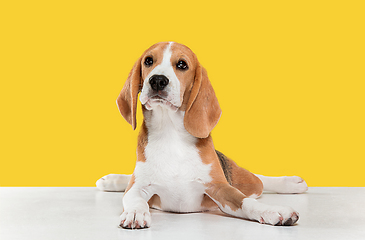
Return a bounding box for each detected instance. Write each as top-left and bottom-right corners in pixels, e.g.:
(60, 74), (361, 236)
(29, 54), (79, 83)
(96, 42), (308, 229)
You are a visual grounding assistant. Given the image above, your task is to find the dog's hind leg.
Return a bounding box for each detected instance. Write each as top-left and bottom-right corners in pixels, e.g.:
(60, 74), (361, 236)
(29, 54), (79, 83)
(254, 175), (308, 194)
(205, 182), (299, 226)
(96, 174), (132, 192)
(216, 151), (263, 199)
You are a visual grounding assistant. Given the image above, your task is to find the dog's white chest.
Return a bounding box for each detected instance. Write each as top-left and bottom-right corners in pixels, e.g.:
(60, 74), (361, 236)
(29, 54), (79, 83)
(134, 108), (212, 212)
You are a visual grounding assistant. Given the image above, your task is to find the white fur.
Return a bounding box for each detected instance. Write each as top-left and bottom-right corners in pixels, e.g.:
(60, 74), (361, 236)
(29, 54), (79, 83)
(120, 106), (213, 227)
(96, 174), (131, 192)
(241, 198), (299, 225)
(120, 187), (151, 228)
(255, 175), (308, 194)
(127, 107), (212, 213)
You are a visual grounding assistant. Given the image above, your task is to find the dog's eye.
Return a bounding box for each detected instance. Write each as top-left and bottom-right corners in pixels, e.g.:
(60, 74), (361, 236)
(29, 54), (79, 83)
(144, 57), (153, 67)
(176, 60), (188, 70)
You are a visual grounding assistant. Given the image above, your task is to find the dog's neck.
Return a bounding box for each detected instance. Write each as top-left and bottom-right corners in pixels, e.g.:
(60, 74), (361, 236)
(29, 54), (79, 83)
(143, 106), (195, 142)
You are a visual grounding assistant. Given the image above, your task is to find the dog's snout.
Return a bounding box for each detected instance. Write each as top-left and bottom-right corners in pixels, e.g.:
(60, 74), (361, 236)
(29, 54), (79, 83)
(149, 75), (169, 91)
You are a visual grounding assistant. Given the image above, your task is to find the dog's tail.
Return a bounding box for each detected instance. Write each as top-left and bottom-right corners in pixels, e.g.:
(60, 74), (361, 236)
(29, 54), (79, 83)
(96, 174), (132, 192)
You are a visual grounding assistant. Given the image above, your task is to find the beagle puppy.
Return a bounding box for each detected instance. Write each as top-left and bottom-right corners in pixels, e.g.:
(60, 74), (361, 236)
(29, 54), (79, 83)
(97, 42), (308, 229)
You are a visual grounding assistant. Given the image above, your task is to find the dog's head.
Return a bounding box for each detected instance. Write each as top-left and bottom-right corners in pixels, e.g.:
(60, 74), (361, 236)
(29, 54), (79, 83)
(117, 42), (221, 138)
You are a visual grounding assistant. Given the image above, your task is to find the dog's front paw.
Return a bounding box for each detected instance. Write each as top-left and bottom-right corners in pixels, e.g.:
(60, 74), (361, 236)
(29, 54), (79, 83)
(119, 210), (151, 229)
(259, 206), (299, 226)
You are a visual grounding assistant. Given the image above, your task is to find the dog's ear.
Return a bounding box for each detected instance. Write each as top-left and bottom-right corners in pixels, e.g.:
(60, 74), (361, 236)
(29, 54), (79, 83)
(116, 57), (142, 130)
(184, 64), (222, 138)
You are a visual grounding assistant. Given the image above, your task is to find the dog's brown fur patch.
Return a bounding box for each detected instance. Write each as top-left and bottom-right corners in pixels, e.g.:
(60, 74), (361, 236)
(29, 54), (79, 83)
(136, 121), (148, 162)
(205, 183), (246, 211)
(215, 150), (233, 185)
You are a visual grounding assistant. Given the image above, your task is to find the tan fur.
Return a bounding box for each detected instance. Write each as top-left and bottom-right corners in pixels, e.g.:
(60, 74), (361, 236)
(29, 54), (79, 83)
(116, 56), (142, 130)
(196, 137), (227, 183)
(205, 183), (246, 211)
(229, 158), (264, 198)
(184, 65), (222, 138)
(141, 42), (170, 81)
(196, 136), (260, 211)
(201, 194), (219, 209)
(136, 120), (148, 163)
(123, 121), (149, 193)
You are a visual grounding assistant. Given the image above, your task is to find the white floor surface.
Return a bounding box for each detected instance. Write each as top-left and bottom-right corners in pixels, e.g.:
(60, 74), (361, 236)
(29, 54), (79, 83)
(1, 187), (364, 240)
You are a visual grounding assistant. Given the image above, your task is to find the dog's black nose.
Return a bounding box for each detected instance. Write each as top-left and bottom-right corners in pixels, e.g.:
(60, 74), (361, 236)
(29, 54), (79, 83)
(149, 75), (169, 91)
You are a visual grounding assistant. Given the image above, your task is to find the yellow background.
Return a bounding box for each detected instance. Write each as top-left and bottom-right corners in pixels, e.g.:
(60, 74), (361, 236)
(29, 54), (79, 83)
(1, 1), (364, 187)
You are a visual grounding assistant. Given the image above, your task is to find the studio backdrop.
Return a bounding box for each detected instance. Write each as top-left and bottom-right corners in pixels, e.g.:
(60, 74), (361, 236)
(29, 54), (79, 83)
(1, 0), (364, 187)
